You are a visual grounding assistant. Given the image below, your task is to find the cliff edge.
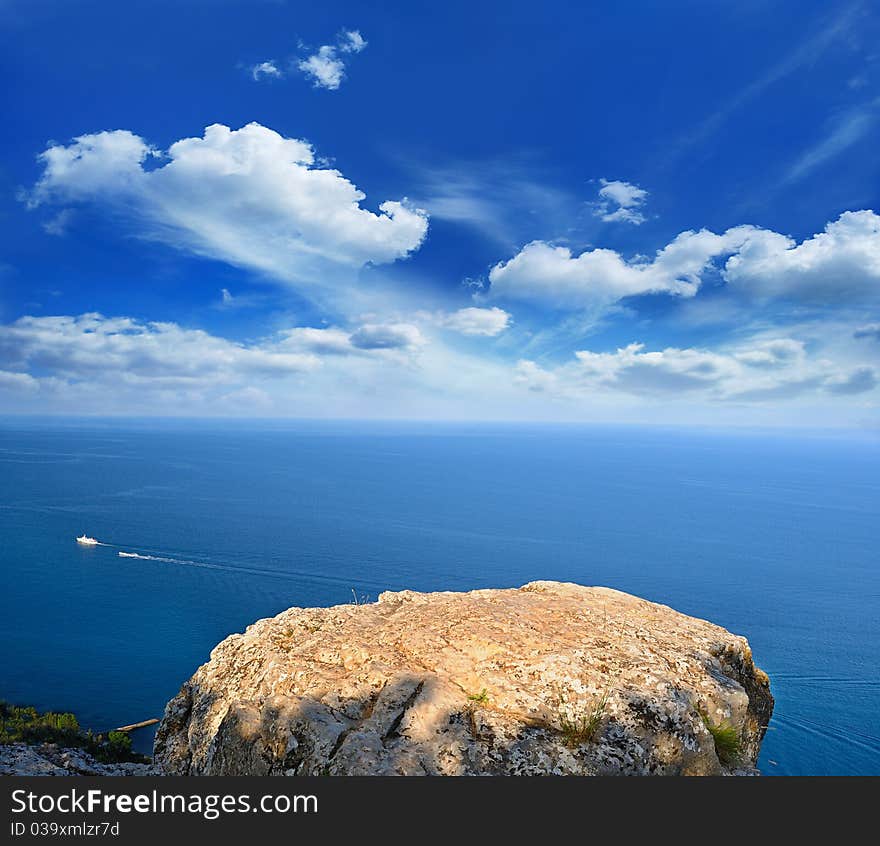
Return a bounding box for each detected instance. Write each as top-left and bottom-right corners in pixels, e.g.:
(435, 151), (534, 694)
(155, 581), (773, 776)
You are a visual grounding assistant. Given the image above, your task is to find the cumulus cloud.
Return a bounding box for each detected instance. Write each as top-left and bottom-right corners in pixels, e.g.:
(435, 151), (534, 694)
(515, 338), (877, 403)
(488, 210), (880, 311)
(298, 46), (346, 90)
(298, 29), (367, 90)
(594, 178), (648, 225)
(733, 338), (807, 368)
(723, 210), (880, 302)
(0, 314), (319, 386)
(437, 307), (511, 336)
(26, 123), (428, 296)
(0, 313), (433, 415)
(251, 60), (282, 81)
(0, 313), (527, 419)
(488, 228), (752, 310)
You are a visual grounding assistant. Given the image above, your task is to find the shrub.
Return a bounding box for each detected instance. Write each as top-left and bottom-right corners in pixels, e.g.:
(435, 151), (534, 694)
(0, 700), (147, 764)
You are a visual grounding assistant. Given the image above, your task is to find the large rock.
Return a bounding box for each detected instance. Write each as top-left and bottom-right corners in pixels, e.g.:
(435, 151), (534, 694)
(154, 582), (773, 776)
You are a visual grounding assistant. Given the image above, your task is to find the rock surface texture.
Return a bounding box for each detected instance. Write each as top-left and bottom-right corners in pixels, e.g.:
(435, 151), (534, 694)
(155, 582), (773, 776)
(0, 744), (153, 776)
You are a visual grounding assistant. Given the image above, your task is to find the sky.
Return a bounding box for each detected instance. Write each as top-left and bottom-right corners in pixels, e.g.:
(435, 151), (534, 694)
(0, 0), (878, 426)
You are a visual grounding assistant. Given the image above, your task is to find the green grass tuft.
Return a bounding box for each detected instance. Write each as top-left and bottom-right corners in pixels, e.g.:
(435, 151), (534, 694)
(700, 711), (742, 765)
(557, 692), (608, 747)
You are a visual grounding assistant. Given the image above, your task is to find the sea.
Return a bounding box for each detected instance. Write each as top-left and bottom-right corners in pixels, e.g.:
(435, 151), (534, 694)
(1, 417), (878, 775)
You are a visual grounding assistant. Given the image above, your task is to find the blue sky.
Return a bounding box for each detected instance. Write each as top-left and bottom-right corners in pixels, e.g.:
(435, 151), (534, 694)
(1, 0), (878, 425)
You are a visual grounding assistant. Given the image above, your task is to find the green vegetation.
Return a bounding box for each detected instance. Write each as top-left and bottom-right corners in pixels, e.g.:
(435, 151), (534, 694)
(700, 711), (742, 765)
(557, 692), (608, 747)
(467, 688), (489, 705)
(0, 701), (148, 763)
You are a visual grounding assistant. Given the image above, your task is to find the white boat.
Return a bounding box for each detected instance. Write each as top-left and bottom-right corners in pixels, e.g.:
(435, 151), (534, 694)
(76, 534), (99, 546)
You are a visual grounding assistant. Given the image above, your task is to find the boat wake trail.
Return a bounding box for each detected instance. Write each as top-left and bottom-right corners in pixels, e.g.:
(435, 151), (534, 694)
(115, 546), (380, 591)
(116, 549), (309, 584)
(118, 551), (177, 563)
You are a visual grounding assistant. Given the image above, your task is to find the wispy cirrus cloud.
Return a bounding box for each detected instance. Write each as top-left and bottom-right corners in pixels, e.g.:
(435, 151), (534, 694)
(666, 2), (864, 164)
(783, 99), (880, 184)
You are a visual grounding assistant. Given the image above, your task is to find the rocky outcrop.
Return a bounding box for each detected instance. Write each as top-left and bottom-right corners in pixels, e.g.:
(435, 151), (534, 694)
(0, 743), (153, 776)
(155, 582), (773, 776)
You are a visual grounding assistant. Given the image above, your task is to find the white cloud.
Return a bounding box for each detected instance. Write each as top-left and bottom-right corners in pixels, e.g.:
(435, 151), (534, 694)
(0, 314), (434, 417)
(437, 307), (511, 336)
(298, 30), (367, 90)
(574, 343), (741, 394)
(27, 123), (428, 298)
(488, 210), (880, 311)
(0, 313), (875, 425)
(281, 323), (425, 354)
(338, 30), (367, 54)
(515, 337), (877, 403)
(251, 60), (282, 81)
(0, 312), (531, 420)
(488, 228), (752, 310)
(594, 178), (648, 225)
(298, 46), (346, 90)
(281, 326), (355, 356)
(0, 314), (320, 386)
(723, 210), (880, 303)
(514, 359), (558, 393)
(733, 338), (807, 368)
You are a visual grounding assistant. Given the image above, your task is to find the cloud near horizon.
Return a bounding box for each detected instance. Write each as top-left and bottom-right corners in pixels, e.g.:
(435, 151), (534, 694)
(516, 337), (876, 402)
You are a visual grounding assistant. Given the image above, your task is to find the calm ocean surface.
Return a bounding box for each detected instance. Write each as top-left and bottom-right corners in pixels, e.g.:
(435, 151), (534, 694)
(0, 418), (877, 775)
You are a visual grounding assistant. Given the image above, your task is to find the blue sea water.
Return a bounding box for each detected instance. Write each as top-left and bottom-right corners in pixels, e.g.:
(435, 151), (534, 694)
(0, 418), (878, 775)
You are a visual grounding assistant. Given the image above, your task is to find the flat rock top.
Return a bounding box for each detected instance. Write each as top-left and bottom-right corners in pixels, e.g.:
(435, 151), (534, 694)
(155, 581), (773, 776)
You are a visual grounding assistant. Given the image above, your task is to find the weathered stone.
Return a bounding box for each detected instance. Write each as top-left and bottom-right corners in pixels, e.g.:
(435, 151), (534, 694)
(154, 582), (773, 776)
(0, 743), (153, 776)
